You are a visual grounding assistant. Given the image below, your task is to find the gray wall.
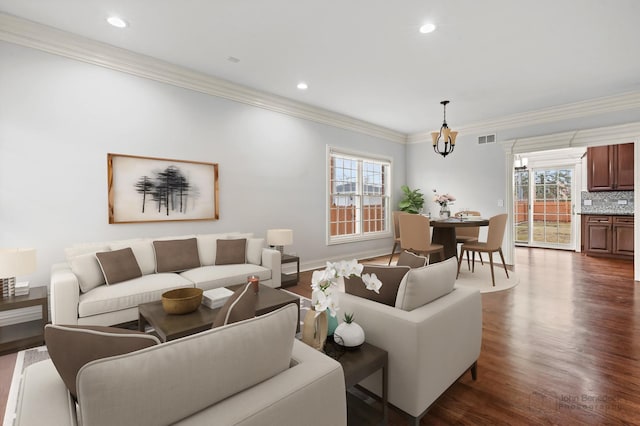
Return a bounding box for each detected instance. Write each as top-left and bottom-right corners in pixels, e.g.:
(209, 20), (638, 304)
(0, 41), (406, 286)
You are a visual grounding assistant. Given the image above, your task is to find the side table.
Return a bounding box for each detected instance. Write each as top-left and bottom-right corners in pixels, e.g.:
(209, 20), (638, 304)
(324, 338), (388, 425)
(280, 254), (300, 288)
(0, 286), (49, 355)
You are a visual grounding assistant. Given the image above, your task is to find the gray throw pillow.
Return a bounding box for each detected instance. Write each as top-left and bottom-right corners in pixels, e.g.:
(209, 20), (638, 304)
(212, 283), (257, 328)
(344, 265), (410, 306)
(95, 248), (142, 285)
(215, 239), (247, 265)
(45, 324), (159, 399)
(153, 238), (201, 273)
(396, 250), (428, 268)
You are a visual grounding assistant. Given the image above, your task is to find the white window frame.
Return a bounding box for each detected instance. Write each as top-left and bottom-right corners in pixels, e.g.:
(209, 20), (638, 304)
(326, 146), (392, 245)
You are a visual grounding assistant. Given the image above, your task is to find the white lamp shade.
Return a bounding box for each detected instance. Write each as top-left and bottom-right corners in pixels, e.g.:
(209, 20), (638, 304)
(0, 248), (37, 278)
(266, 229), (293, 246)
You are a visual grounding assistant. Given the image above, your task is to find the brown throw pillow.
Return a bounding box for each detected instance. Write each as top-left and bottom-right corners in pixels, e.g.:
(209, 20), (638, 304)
(396, 250), (428, 269)
(153, 238), (201, 273)
(344, 265), (410, 306)
(45, 324), (160, 399)
(215, 239), (247, 265)
(95, 248), (142, 285)
(212, 283), (257, 328)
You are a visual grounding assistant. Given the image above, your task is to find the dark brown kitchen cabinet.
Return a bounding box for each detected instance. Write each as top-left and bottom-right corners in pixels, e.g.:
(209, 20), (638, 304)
(613, 216), (634, 256)
(582, 214), (634, 259)
(587, 143), (634, 191)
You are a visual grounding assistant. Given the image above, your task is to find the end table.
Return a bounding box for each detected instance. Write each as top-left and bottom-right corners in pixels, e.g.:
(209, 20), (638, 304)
(280, 254), (300, 288)
(0, 286), (49, 355)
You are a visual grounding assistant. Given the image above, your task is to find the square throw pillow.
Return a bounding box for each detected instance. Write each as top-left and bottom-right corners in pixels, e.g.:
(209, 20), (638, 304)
(45, 324), (160, 399)
(395, 257), (458, 311)
(95, 248), (142, 285)
(109, 240), (155, 275)
(344, 265), (410, 306)
(212, 283), (257, 328)
(153, 238), (201, 273)
(215, 239), (247, 265)
(396, 250), (428, 268)
(69, 251), (108, 293)
(246, 238), (265, 265)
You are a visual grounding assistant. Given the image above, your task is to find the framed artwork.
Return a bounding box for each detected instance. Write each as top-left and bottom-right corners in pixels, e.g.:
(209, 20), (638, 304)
(108, 153), (219, 224)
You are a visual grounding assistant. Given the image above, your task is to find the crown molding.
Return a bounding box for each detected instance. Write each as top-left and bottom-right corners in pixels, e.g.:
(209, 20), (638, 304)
(408, 91), (640, 144)
(500, 121), (640, 154)
(0, 13), (407, 144)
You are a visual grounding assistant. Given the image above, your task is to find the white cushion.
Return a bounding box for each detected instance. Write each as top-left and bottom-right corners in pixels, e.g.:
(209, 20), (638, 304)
(395, 257), (457, 311)
(181, 264), (271, 291)
(65, 243), (110, 260)
(109, 240), (155, 275)
(195, 233), (229, 266)
(228, 232), (253, 240)
(69, 250), (109, 293)
(246, 238), (265, 265)
(77, 273), (193, 318)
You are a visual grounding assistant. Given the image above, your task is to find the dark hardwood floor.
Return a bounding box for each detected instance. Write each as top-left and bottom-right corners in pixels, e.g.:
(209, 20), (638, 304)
(288, 248), (639, 425)
(0, 248), (637, 425)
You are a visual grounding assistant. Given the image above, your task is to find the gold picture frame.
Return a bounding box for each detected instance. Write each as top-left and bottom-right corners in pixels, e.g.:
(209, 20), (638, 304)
(108, 153), (219, 224)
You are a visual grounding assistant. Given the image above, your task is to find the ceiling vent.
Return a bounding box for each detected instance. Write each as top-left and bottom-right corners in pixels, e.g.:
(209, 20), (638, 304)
(477, 134), (496, 145)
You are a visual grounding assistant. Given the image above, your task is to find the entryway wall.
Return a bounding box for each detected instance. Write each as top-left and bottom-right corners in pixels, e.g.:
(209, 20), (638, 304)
(500, 122), (640, 281)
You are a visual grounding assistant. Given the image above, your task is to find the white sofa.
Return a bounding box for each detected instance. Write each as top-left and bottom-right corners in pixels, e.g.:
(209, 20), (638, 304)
(338, 258), (482, 425)
(15, 305), (347, 426)
(51, 232), (282, 326)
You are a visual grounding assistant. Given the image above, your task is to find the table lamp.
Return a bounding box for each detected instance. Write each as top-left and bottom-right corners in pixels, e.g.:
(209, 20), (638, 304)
(0, 248), (36, 298)
(266, 229), (293, 255)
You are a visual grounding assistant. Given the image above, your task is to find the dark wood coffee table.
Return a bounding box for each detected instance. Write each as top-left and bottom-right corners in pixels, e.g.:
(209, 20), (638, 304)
(323, 338), (388, 425)
(138, 284), (300, 342)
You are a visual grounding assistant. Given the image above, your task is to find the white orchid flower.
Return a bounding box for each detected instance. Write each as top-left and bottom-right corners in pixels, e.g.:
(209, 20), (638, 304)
(362, 273), (383, 294)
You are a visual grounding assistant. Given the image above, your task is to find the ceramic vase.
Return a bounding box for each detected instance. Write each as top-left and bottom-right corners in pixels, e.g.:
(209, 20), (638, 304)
(301, 308), (328, 350)
(333, 321), (365, 348)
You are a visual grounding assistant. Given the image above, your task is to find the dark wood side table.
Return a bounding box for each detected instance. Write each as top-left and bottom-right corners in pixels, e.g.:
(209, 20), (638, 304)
(324, 338), (388, 425)
(0, 286), (49, 355)
(280, 254), (300, 288)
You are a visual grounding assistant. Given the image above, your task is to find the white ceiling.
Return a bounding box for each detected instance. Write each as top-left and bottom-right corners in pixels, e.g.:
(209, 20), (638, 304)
(1, 0), (640, 135)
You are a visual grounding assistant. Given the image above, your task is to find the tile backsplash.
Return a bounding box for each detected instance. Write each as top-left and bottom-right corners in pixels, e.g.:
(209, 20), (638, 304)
(581, 191), (634, 215)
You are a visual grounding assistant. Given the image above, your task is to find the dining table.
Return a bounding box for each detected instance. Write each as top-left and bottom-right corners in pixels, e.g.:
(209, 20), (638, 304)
(428, 216), (490, 263)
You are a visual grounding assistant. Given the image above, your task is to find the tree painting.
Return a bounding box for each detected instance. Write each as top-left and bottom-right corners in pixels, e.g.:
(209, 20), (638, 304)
(134, 166), (198, 216)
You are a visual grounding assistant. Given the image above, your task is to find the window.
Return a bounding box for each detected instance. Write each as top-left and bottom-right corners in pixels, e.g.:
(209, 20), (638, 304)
(328, 148), (391, 243)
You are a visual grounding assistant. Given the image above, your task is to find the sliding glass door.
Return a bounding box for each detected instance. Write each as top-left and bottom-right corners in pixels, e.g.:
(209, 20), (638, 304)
(514, 167), (574, 249)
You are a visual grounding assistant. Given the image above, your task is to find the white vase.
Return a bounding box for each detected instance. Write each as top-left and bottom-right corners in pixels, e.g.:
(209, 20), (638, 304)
(333, 321), (365, 348)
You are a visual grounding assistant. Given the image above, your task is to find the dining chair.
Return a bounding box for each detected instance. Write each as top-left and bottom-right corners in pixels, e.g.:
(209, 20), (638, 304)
(399, 214), (444, 264)
(454, 210), (483, 270)
(457, 213), (509, 286)
(388, 211), (407, 265)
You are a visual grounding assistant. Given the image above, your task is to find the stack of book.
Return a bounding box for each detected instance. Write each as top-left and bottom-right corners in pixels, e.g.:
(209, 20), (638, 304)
(14, 281), (30, 296)
(202, 287), (234, 309)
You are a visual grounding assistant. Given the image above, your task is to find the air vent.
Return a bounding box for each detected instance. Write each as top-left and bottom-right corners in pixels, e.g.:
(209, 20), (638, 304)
(478, 134), (496, 144)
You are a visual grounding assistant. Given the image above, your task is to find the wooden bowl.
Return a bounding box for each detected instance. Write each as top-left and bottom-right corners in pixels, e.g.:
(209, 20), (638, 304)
(161, 288), (203, 315)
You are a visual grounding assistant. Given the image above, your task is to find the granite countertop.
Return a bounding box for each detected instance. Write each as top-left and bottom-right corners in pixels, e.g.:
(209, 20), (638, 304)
(578, 212), (634, 216)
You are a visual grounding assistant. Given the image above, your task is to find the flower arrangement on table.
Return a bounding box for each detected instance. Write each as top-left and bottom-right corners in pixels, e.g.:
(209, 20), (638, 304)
(303, 259), (383, 350)
(310, 259), (382, 317)
(433, 190), (456, 207)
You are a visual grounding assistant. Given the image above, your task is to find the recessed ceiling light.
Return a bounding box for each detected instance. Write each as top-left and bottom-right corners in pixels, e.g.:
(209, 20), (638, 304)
(297, 82), (308, 90)
(107, 16), (128, 28)
(419, 23), (436, 34)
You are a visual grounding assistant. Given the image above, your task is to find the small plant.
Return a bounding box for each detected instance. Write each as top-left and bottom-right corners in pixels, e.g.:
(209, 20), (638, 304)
(343, 312), (354, 324)
(398, 185), (425, 214)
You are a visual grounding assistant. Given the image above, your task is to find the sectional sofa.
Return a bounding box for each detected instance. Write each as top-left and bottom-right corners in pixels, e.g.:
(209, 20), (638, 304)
(50, 232), (282, 326)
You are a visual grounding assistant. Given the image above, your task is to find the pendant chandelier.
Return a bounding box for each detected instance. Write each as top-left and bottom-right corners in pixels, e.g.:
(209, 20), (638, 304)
(431, 100), (458, 158)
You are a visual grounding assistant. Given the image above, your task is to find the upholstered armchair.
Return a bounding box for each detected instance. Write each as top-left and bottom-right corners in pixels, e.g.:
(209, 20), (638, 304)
(338, 258), (482, 425)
